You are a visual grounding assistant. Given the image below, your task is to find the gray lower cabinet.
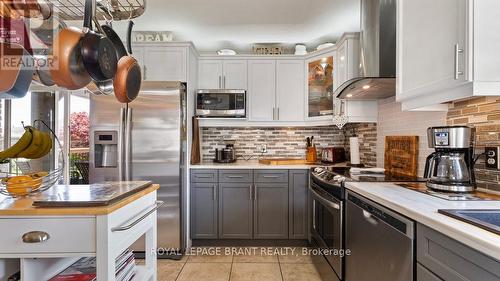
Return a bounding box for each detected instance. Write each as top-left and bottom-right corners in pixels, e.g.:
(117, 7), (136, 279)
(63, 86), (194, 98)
(417, 223), (500, 281)
(190, 182), (218, 239)
(190, 169), (309, 240)
(219, 183), (253, 239)
(253, 183), (289, 239)
(288, 170), (308, 239)
(417, 263), (442, 281)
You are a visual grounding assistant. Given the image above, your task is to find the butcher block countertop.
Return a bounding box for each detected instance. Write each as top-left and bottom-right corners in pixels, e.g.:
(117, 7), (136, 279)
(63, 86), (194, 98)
(0, 183), (159, 216)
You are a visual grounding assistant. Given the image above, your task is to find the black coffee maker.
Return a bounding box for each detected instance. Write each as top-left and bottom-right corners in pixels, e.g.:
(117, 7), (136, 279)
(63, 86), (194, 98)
(214, 141), (237, 163)
(424, 126), (476, 193)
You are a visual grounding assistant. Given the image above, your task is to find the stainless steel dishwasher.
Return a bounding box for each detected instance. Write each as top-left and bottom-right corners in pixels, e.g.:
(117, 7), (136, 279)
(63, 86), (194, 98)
(345, 191), (415, 281)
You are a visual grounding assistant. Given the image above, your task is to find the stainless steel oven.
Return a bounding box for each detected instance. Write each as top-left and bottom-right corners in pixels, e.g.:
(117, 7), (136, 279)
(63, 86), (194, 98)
(196, 89), (246, 118)
(309, 180), (343, 280)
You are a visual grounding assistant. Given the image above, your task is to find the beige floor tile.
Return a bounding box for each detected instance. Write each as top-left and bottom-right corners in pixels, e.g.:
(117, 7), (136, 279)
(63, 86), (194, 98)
(280, 263), (338, 281)
(176, 262), (231, 281)
(232, 247), (279, 263)
(157, 261), (185, 281)
(277, 247), (315, 264)
(230, 263), (283, 281)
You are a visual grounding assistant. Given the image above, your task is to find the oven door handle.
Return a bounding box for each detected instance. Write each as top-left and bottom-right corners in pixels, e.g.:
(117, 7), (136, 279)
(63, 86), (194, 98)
(309, 185), (340, 210)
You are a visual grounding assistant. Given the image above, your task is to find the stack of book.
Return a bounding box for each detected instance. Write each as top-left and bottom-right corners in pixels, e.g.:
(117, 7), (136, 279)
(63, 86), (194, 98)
(48, 249), (137, 281)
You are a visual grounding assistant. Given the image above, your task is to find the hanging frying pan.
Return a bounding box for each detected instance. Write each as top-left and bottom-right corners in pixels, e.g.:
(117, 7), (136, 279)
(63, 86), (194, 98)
(113, 21), (141, 103)
(0, 42), (35, 98)
(80, 0), (117, 82)
(50, 26), (91, 90)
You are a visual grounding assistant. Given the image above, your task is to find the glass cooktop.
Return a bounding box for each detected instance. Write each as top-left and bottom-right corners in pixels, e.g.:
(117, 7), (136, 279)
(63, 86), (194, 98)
(312, 166), (426, 183)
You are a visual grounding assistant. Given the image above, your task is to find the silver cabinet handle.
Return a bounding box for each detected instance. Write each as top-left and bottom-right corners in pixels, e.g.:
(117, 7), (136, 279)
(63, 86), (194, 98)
(263, 175), (280, 178)
(143, 65), (147, 80)
(277, 107), (279, 120)
(219, 76), (222, 88)
(223, 76), (226, 89)
(213, 185), (217, 201)
(454, 44), (464, 80)
(249, 185), (252, 200)
(196, 175), (213, 179)
(254, 185), (258, 201)
(227, 175), (243, 178)
(22, 231), (50, 243)
(272, 107), (276, 120)
(362, 210), (379, 226)
(111, 201), (164, 232)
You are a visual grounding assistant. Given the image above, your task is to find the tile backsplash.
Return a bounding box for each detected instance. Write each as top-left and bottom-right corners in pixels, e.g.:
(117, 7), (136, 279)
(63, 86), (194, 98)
(447, 97), (500, 193)
(200, 124), (377, 166)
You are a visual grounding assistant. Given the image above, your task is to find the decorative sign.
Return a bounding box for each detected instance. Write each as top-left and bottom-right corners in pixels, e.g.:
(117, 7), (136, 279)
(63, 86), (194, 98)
(131, 31), (173, 43)
(252, 44), (284, 55)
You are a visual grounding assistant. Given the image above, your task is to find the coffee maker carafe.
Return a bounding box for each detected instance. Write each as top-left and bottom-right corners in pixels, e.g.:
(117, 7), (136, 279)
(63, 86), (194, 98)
(424, 126), (476, 192)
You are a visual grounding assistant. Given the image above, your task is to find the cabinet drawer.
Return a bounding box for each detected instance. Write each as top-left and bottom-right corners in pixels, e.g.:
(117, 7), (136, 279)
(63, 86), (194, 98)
(191, 170), (218, 183)
(219, 170), (253, 183)
(417, 263), (442, 281)
(254, 170), (288, 183)
(0, 217), (95, 255)
(417, 223), (500, 281)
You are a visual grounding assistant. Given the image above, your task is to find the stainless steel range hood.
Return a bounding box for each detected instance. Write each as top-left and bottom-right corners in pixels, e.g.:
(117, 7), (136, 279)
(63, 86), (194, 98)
(335, 0), (396, 100)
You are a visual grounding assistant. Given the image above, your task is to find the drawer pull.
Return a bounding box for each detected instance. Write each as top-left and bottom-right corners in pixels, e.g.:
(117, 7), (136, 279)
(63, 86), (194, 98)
(196, 175), (212, 178)
(263, 175), (280, 178)
(22, 231), (50, 243)
(111, 201), (164, 232)
(227, 175), (244, 178)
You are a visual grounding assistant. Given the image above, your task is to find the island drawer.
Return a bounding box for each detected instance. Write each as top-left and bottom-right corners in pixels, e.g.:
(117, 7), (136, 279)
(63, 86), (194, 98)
(254, 170), (288, 183)
(0, 217), (96, 255)
(219, 170), (253, 183)
(191, 170), (218, 183)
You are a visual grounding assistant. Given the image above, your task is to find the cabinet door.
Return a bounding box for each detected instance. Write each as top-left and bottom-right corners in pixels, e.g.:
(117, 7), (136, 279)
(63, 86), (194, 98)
(199, 60), (223, 89)
(276, 60), (305, 121)
(223, 60), (247, 90)
(190, 183), (218, 239)
(248, 60), (276, 121)
(336, 42), (348, 87)
(397, 0), (468, 99)
(288, 170), (308, 239)
(143, 47), (187, 81)
(254, 183), (289, 239)
(219, 183), (253, 239)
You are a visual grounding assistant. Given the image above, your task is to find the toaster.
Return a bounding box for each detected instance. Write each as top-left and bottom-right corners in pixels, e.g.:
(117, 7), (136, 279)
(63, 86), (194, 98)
(321, 147), (346, 164)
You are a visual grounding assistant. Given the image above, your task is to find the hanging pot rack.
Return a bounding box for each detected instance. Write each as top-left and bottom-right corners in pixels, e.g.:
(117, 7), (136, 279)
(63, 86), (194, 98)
(49, 0), (146, 21)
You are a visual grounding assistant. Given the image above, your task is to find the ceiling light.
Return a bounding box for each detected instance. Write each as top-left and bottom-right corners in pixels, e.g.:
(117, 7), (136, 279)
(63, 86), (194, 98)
(346, 94), (353, 98)
(362, 85), (371, 90)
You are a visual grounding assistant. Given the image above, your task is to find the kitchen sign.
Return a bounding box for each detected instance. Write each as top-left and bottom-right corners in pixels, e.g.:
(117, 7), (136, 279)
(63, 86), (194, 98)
(132, 31), (173, 43)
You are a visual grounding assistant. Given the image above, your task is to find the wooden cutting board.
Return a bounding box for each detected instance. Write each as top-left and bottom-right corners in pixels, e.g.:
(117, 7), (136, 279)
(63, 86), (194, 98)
(384, 136), (419, 177)
(259, 159), (316, 165)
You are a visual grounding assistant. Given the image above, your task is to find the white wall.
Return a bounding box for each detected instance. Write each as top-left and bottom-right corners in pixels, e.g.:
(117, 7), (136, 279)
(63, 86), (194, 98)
(376, 97), (447, 177)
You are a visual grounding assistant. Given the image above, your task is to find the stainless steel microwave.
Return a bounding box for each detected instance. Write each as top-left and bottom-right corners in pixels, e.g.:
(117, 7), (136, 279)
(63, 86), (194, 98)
(196, 89), (246, 118)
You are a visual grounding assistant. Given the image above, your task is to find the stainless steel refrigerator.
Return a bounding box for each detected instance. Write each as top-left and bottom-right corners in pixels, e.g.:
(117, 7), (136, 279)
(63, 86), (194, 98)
(89, 81), (187, 256)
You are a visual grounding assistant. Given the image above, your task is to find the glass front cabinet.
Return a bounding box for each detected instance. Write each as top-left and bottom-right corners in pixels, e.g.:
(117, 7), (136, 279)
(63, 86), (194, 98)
(306, 53), (336, 119)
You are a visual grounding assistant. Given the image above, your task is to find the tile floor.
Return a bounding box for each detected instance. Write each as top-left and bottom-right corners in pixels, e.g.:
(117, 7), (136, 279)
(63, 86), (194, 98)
(138, 247), (338, 281)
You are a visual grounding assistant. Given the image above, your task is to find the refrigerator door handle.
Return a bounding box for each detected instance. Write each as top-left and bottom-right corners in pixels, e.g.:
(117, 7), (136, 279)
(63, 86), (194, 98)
(118, 107), (127, 181)
(125, 107), (133, 181)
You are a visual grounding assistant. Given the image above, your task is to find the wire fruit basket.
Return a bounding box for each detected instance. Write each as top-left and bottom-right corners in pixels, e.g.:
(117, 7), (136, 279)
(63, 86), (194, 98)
(0, 120), (64, 197)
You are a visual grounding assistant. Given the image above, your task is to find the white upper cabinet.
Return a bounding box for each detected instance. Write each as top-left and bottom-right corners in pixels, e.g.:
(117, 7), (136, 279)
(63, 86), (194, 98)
(223, 61), (248, 89)
(276, 60), (305, 122)
(143, 47), (187, 81)
(248, 60), (276, 121)
(198, 60), (223, 89)
(397, 0), (500, 110)
(198, 60), (247, 89)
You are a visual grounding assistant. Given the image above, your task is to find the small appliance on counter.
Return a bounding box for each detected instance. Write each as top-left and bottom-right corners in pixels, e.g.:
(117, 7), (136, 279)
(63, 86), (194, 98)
(424, 126), (476, 193)
(321, 147), (346, 164)
(214, 140), (237, 163)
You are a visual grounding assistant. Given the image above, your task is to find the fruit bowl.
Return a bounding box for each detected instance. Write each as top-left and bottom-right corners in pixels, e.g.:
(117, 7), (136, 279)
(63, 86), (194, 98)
(0, 120), (64, 197)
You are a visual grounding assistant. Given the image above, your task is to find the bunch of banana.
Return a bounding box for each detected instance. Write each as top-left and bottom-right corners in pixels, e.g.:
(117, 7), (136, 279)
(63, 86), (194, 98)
(0, 126), (53, 161)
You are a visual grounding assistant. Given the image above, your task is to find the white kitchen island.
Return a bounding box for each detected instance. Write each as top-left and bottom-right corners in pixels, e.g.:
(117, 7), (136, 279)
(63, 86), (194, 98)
(0, 183), (159, 281)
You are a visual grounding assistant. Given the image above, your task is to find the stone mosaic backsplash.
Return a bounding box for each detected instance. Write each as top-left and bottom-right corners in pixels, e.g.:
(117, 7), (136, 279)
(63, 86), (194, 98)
(200, 124), (377, 167)
(447, 97), (500, 193)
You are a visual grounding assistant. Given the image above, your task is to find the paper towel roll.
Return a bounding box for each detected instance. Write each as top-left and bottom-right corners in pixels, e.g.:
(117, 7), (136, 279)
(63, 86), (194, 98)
(349, 137), (360, 165)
